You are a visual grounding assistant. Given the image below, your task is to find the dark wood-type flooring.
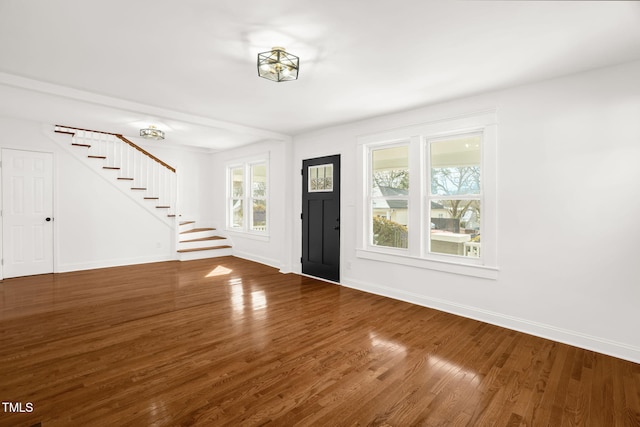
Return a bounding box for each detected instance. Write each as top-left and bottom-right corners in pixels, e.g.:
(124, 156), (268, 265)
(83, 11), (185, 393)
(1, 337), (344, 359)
(1, 257), (639, 426)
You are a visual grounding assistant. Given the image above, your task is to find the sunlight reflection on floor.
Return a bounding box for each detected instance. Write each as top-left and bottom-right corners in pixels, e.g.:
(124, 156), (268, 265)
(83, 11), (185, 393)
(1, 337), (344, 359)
(205, 265), (233, 277)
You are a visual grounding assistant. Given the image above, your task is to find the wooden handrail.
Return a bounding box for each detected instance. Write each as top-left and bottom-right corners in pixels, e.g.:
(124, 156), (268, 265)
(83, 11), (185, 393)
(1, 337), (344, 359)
(114, 135), (175, 173)
(55, 125), (175, 173)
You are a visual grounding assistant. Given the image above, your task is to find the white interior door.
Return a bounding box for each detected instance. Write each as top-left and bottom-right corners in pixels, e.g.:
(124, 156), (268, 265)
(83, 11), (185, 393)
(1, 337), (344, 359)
(2, 149), (54, 278)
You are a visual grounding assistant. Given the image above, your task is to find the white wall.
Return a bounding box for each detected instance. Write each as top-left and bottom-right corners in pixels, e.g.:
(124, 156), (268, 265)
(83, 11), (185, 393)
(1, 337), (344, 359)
(0, 117), (175, 273)
(211, 139), (293, 272)
(291, 60), (640, 363)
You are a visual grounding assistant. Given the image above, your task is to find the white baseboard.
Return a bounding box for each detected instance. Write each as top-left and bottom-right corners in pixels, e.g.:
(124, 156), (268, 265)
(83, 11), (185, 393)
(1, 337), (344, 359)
(232, 250), (283, 271)
(341, 276), (640, 364)
(57, 254), (176, 273)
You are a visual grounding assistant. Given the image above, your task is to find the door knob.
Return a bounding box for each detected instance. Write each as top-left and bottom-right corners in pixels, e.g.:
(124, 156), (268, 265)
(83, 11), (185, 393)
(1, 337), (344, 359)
(45, 217), (52, 222)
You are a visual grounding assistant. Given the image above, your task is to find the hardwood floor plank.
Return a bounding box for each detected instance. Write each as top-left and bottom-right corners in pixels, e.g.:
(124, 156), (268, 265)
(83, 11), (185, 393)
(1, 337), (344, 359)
(1, 257), (639, 427)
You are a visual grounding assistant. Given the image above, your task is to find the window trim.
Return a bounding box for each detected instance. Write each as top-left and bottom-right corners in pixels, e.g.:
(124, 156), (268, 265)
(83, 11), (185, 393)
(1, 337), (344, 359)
(357, 110), (498, 279)
(226, 156), (269, 236)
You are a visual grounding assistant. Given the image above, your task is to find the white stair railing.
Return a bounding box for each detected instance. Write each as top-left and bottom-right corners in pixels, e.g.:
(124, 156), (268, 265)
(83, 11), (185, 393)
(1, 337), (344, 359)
(55, 125), (178, 218)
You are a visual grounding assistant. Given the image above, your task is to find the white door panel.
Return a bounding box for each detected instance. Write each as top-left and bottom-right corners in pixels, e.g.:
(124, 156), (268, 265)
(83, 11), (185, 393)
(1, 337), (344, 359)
(2, 149), (54, 278)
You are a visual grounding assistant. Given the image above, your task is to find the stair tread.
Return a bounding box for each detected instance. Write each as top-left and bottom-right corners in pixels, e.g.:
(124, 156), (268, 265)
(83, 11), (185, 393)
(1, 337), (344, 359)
(72, 143), (91, 147)
(180, 227), (216, 234)
(144, 197), (159, 200)
(131, 187), (147, 190)
(88, 155), (106, 159)
(177, 245), (232, 253)
(103, 166), (120, 170)
(156, 206), (170, 208)
(117, 177), (134, 180)
(180, 236), (226, 243)
(179, 221), (195, 226)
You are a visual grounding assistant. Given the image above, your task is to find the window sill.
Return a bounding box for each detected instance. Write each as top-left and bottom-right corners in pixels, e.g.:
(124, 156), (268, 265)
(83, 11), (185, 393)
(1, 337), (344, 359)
(225, 230), (270, 242)
(355, 248), (498, 280)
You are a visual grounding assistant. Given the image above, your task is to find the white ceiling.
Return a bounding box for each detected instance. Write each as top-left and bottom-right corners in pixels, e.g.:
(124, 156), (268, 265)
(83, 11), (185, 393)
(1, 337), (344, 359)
(1, 0), (639, 150)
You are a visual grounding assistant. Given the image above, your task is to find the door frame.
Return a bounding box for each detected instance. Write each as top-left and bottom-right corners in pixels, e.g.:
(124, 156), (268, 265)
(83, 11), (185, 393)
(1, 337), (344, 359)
(1, 148), (56, 279)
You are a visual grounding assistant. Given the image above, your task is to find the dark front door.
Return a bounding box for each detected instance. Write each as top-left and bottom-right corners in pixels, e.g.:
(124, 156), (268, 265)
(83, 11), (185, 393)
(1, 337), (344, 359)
(302, 155), (340, 282)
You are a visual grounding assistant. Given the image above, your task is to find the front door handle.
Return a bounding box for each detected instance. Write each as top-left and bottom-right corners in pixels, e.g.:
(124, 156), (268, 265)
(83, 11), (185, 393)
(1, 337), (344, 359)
(334, 226), (340, 230)
(46, 217), (52, 222)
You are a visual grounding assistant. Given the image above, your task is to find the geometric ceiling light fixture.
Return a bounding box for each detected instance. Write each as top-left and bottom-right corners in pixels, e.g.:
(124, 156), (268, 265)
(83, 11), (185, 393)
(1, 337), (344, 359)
(140, 125), (165, 140)
(257, 46), (299, 82)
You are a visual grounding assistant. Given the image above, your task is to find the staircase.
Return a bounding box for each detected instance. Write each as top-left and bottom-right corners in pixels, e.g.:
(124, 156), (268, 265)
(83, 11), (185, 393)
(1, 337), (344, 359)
(177, 221), (232, 260)
(54, 125), (177, 220)
(53, 125), (233, 260)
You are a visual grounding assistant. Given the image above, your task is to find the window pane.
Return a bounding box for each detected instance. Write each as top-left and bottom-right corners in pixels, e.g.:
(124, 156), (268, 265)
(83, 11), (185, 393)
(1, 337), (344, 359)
(430, 199), (480, 257)
(251, 199), (267, 231)
(231, 199), (243, 228)
(231, 167), (244, 197)
(372, 145), (409, 193)
(309, 164), (333, 192)
(371, 145), (409, 249)
(252, 163), (267, 198)
(430, 135), (480, 196)
(372, 202), (408, 249)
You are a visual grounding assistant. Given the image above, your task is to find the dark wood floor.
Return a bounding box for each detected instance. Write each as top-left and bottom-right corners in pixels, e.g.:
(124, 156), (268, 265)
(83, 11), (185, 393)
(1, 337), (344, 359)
(0, 257), (638, 427)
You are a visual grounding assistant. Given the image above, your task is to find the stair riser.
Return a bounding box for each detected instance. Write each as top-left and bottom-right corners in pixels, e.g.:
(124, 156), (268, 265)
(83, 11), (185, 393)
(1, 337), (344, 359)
(178, 247), (233, 261)
(179, 230), (218, 240)
(177, 239), (229, 251)
(178, 223), (196, 233)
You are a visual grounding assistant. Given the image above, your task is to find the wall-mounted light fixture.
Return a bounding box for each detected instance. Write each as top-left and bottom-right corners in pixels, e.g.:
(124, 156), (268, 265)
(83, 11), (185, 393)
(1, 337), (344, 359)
(257, 47), (299, 82)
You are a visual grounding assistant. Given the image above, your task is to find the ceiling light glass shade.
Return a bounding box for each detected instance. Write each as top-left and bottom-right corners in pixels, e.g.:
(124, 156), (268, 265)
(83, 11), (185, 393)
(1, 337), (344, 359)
(140, 125), (165, 140)
(257, 47), (299, 82)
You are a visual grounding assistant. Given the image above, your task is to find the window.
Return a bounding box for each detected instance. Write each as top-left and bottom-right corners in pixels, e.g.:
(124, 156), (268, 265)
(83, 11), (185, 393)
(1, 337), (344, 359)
(230, 166), (244, 229)
(250, 163), (267, 232)
(428, 133), (481, 258)
(357, 111), (497, 278)
(371, 144), (409, 249)
(227, 160), (268, 234)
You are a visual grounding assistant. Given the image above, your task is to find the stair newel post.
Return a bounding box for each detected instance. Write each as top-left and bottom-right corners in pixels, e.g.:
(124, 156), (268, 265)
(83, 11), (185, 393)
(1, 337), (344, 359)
(169, 170), (175, 217)
(166, 169), (172, 212)
(172, 169), (178, 217)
